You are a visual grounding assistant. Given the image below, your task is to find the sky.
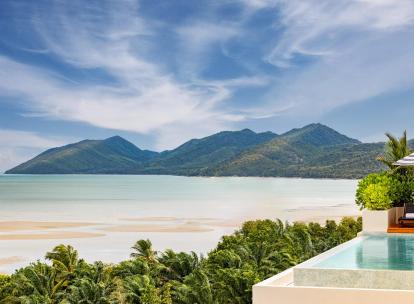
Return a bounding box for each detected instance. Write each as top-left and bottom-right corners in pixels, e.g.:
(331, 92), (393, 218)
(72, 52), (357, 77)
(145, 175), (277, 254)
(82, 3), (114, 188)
(1, 0), (414, 172)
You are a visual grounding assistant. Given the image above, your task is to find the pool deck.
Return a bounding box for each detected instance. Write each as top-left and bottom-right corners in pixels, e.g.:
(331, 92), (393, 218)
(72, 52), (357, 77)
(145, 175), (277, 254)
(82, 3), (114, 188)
(387, 224), (414, 233)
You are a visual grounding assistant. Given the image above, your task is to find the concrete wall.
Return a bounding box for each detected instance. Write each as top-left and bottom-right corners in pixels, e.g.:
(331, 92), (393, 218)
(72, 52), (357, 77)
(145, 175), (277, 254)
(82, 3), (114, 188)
(253, 269), (414, 304)
(253, 283), (414, 304)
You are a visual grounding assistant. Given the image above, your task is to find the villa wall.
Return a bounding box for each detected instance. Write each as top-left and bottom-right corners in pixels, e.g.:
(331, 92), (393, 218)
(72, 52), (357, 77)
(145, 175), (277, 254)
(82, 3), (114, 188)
(253, 269), (414, 304)
(253, 281), (414, 304)
(294, 267), (414, 290)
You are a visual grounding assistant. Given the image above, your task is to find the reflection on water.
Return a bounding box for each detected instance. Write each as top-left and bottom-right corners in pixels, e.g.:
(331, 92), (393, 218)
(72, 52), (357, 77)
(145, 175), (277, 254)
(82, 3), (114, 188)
(356, 235), (414, 270)
(318, 235), (414, 270)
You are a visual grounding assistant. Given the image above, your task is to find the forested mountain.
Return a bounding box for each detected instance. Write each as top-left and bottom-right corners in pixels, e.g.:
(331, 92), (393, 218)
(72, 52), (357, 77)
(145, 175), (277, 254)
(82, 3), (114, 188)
(6, 124), (391, 178)
(138, 129), (278, 175)
(205, 124), (385, 178)
(6, 136), (158, 174)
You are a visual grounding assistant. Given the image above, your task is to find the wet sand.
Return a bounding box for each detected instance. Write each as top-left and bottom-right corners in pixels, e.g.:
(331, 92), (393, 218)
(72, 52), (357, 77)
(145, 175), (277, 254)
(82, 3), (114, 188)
(0, 231), (105, 240)
(101, 223), (214, 233)
(0, 221), (97, 231)
(121, 216), (218, 222)
(0, 256), (24, 265)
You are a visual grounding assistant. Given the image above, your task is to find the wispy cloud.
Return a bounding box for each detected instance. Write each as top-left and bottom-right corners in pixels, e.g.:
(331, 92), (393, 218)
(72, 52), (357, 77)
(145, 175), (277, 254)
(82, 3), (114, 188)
(0, 0), (268, 149)
(1, 0), (414, 156)
(242, 0), (414, 117)
(265, 0), (414, 67)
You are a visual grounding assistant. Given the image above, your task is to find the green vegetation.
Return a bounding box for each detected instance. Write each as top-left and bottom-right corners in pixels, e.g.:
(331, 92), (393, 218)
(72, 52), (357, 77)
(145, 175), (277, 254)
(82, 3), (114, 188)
(0, 217), (361, 304)
(6, 136), (159, 174)
(355, 131), (414, 210)
(140, 129), (278, 175)
(357, 173), (393, 210)
(376, 131), (410, 169)
(6, 124), (393, 178)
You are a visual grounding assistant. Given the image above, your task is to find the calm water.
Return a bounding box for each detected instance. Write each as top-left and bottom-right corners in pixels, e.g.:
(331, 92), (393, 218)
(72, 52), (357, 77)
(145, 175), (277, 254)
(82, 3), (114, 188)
(0, 175), (358, 273)
(316, 235), (414, 270)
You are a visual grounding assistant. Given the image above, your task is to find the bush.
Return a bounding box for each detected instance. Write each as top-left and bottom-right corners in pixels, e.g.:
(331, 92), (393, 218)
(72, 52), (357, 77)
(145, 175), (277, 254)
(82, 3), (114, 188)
(362, 183), (392, 210)
(356, 173), (395, 210)
(390, 173), (414, 207)
(356, 172), (414, 210)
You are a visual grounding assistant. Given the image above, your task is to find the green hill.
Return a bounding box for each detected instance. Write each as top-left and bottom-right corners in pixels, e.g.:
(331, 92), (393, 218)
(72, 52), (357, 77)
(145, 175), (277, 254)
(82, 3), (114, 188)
(204, 124), (385, 178)
(6, 136), (158, 174)
(138, 129), (278, 175)
(6, 124), (393, 178)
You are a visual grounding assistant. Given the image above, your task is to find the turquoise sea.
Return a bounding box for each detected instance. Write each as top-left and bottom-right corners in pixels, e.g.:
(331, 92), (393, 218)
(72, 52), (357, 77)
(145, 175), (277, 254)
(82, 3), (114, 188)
(0, 175), (358, 273)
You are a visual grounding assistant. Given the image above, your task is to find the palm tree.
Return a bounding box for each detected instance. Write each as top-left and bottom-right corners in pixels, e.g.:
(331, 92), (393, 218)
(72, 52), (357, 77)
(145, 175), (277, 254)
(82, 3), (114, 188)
(63, 262), (124, 304)
(174, 269), (215, 304)
(131, 239), (158, 263)
(123, 275), (161, 304)
(46, 245), (79, 278)
(377, 131), (411, 169)
(159, 250), (200, 281)
(8, 262), (64, 304)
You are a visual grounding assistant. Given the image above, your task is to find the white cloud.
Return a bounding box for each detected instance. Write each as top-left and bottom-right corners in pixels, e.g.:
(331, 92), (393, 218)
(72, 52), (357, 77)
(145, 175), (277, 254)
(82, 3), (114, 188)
(266, 0), (414, 67)
(2, 0), (414, 155)
(246, 0), (414, 117)
(0, 0), (269, 150)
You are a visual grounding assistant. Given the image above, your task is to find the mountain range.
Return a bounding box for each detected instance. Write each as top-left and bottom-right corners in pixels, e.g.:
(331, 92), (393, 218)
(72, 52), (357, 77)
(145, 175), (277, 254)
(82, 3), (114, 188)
(6, 123), (390, 178)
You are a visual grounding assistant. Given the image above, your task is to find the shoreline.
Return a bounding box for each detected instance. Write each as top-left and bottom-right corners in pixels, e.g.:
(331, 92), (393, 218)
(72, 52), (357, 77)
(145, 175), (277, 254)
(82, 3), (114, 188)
(1, 173), (360, 181)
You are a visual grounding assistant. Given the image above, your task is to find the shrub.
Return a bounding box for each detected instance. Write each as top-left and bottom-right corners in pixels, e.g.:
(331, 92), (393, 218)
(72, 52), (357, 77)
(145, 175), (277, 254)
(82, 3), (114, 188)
(390, 173), (414, 207)
(362, 183), (392, 210)
(356, 173), (397, 210)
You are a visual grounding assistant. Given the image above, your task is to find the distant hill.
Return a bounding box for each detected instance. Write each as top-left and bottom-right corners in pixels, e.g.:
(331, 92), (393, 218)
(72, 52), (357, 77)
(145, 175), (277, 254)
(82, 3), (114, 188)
(138, 129), (278, 175)
(6, 136), (158, 174)
(204, 123), (384, 178)
(6, 124), (391, 178)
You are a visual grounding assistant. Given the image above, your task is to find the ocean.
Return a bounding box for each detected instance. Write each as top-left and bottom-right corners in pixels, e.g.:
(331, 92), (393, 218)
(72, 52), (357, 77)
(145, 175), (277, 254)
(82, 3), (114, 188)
(0, 175), (359, 273)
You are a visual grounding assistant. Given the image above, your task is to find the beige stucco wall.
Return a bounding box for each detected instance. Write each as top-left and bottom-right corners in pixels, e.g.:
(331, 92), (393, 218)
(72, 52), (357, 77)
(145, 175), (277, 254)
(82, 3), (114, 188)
(253, 269), (414, 304)
(253, 284), (414, 304)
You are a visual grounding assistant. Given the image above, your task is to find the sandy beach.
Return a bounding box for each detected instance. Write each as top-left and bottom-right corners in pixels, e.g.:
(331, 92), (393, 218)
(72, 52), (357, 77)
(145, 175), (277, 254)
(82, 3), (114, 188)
(0, 221), (97, 231)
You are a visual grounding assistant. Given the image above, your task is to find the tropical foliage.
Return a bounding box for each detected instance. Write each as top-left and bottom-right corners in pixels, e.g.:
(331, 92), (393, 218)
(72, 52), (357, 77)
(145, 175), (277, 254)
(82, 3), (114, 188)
(376, 131), (411, 170)
(0, 217), (361, 304)
(356, 131), (414, 210)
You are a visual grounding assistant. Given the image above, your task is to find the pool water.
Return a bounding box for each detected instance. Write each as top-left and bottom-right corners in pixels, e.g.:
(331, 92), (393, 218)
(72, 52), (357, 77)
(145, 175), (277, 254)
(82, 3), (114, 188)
(315, 234), (414, 270)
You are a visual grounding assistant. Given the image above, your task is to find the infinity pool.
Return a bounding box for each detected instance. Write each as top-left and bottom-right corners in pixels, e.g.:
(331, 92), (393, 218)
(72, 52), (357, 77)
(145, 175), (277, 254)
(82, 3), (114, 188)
(315, 234), (414, 270)
(293, 234), (414, 290)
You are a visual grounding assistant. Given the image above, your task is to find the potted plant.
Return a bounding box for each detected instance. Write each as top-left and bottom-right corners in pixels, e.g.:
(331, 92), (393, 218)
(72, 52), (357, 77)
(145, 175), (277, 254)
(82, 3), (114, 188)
(356, 173), (394, 232)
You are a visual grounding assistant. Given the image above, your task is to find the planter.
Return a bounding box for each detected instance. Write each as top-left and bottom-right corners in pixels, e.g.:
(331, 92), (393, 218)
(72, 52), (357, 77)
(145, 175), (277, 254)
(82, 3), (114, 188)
(362, 209), (394, 233)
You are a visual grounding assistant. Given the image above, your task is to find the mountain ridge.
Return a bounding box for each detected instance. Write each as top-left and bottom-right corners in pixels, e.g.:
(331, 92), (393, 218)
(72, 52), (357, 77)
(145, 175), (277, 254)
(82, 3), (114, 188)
(6, 124), (390, 178)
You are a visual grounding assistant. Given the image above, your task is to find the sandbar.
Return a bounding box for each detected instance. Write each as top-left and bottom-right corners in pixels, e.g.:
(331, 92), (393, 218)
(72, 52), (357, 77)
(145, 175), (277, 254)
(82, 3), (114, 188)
(0, 221), (97, 231)
(0, 256), (24, 266)
(121, 217), (218, 222)
(101, 223), (214, 233)
(0, 231), (105, 240)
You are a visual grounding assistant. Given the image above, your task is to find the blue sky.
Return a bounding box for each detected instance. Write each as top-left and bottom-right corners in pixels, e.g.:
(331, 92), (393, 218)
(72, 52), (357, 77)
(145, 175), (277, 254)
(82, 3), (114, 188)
(1, 0), (414, 171)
